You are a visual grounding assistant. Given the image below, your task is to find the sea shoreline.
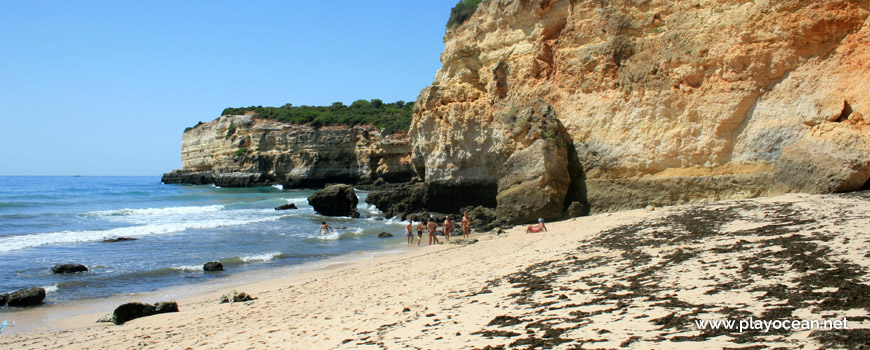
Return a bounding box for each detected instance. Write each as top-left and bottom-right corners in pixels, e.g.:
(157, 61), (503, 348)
(1, 191), (868, 349)
(0, 243), (414, 335)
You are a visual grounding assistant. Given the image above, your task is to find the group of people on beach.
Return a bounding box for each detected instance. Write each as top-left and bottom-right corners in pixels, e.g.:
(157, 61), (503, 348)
(319, 213), (547, 242)
(404, 213), (471, 246)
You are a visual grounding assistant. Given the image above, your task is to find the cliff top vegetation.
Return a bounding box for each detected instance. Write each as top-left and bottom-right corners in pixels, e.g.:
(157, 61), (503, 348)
(447, 0), (482, 28)
(219, 99), (414, 134)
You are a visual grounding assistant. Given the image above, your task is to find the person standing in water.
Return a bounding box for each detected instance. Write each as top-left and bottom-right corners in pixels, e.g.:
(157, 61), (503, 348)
(426, 219), (440, 245)
(405, 221), (415, 245)
(416, 219), (424, 246)
(320, 221), (333, 235)
(443, 216), (454, 241)
(461, 213), (471, 240)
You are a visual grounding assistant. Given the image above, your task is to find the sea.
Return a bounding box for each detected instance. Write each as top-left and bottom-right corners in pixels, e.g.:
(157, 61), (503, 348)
(0, 176), (408, 307)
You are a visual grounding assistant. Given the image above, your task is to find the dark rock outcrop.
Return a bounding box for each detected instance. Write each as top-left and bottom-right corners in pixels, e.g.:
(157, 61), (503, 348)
(563, 201), (588, 219)
(162, 170), (273, 187)
(0, 293), (7, 306)
(307, 184), (360, 217)
(102, 237), (137, 243)
(111, 301), (179, 325)
(365, 183), (428, 219)
(203, 261), (223, 272)
(460, 206), (499, 232)
(51, 264), (88, 274)
(275, 203), (298, 210)
(6, 287), (46, 307)
(377, 232), (394, 238)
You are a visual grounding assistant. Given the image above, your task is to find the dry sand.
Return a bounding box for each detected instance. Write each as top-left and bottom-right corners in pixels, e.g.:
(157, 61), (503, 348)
(1, 191), (869, 349)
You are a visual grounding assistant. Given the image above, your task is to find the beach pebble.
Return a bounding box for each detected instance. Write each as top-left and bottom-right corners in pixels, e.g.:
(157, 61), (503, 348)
(51, 264), (88, 274)
(203, 261), (224, 272)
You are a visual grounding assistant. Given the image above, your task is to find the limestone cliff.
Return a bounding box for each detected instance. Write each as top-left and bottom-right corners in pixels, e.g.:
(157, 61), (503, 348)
(412, 0), (870, 218)
(162, 115), (415, 187)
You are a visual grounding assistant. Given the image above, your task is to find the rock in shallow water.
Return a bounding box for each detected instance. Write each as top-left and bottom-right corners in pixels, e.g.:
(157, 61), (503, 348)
(203, 261), (224, 272)
(51, 264), (88, 274)
(6, 287), (46, 307)
(307, 184), (360, 217)
(102, 237), (137, 243)
(275, 203), (298, 210)
(377, 232), (394, 238)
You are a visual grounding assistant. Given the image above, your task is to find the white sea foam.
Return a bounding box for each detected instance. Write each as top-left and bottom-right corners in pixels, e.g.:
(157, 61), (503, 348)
(318, 232), (341, 241)
(284, 197), (309, 205)
(43, 285), (59, 293)
(85, 205), (225, 217)
(272, 184), (284, 190)
(171, 265), (202, 272)
(0, 214), (284, 253)
(240, 252), (282, 262)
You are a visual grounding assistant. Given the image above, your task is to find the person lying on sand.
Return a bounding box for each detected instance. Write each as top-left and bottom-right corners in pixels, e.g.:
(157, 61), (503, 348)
(461, 212), (470, 240)
(427, 220), (440, 245)
(526, 218), (547, 233)
(443, 216), (453, 241)
(320, 222), (333, 235)
(405, 221), (414, 245)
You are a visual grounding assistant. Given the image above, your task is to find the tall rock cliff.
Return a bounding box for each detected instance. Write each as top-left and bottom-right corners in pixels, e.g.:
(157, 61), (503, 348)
(411, 0), (870, 219)
(162, 115), (415, 187)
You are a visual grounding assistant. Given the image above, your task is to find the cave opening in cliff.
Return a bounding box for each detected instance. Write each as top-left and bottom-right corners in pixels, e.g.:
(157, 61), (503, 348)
(861, 177), (870, 191)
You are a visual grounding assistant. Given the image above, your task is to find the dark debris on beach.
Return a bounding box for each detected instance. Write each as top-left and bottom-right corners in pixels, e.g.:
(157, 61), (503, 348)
(463, 191), (870, 349)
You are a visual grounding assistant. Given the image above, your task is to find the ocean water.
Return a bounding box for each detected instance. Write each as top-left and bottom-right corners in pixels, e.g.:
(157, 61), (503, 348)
(0, 176), (406, 306)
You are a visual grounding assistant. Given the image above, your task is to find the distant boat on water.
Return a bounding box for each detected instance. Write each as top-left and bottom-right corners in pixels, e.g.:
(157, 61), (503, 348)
(73, 175), (82, 177)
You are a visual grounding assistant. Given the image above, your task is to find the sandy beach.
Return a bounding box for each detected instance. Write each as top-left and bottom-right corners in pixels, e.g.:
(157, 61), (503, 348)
(2, 191), (869, 349)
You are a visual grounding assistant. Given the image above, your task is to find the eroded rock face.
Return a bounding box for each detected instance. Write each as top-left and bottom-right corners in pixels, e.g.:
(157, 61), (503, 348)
(412, 0), (870, 215)
(163, 116), (415, 188)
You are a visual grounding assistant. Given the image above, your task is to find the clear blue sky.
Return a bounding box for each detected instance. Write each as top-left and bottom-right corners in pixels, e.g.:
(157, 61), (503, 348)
(0, 0), (457, 176)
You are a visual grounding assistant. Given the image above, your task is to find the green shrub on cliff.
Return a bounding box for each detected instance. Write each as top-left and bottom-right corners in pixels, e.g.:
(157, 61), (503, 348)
(221, 99), (415, 134)
(447, 0), (482, 28)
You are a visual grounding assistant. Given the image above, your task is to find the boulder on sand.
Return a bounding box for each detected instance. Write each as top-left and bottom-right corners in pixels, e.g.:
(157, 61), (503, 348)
(111, 301), (179, 325)
(203, 261), (224, 272)
(6, 287), (46, 307)
(51, 264), (88, 274)
(307, 184), (360, 218)
(220, 290), (257, 304)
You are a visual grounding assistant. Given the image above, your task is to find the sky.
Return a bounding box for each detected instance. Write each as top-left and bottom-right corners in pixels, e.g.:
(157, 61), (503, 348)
(0, 0), (458, 176)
